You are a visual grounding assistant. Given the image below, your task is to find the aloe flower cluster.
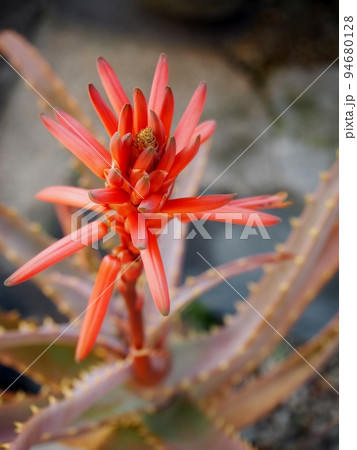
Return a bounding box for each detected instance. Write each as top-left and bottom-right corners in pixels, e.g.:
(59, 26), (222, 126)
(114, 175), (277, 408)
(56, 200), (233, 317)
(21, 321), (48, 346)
(0, 31), (338, 449)
(4, 54), (286, 365)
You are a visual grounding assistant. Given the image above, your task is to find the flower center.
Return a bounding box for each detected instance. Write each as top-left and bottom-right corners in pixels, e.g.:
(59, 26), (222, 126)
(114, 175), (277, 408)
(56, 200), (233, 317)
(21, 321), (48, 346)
(135, 127), (157, 152)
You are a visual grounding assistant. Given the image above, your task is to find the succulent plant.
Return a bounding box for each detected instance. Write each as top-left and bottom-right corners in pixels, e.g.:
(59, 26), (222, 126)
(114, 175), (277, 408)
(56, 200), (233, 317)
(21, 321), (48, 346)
(0, 31), (338, 449)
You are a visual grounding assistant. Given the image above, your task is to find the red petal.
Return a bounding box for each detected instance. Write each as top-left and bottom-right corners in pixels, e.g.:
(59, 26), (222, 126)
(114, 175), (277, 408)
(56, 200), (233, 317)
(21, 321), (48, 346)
(119, 104), (133, 136)
(148, 53), (169, 115)
(75, 254), (121, 361)
(89, 187), (130, 205)
(140, 231), (170, 315)
(150, 110), (166, 149)
(36, 185), (107, 213)
(133, 146), (155, 171)
(4, 221), (108, 286)
(41, 114), (110, 178)
(129, 168), (147, 187)
(88, 83), (118, 136)
(149, 170), (167, 193)
(105, 167), (124, 188)
(161, 194), (235, 214)
(156, 137), (176, 172)
(133, 88), (148, 135)
(231, 192), (290, 210)
(192, 120), (216, 144)
(181, 206), (281, 226)
(131, 176), (150, 204)
(127, 212), (148, 249)
(166, 135), (201, 181)
(110, 132), (133, 175)
(174, 81), (207, 151)
(96, 57), (130, 116)
(159, 86), (174, 136)
(55, 109), (109, 159)
(138, 193), (164, 213)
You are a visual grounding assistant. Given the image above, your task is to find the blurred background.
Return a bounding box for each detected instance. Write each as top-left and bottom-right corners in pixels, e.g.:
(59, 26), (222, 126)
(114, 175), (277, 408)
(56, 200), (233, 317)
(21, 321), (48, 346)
(0, 0), (338, 448)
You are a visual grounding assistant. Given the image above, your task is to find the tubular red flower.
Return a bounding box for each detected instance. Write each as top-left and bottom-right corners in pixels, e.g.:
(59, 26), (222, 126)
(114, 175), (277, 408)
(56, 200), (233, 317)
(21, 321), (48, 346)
(161, 194), (235, 214)
(148, 53), (169, 115)
(127, 211), (148, 249)
(35, 186), (107, 212)
(133, 146), (155, 171)
(138, 193), (164, 213)
(181, 206), (281, 226)
(89, 187), (130, 205)
(158, 86), (174, 136)
(133, 88), (148, 135)
(41, 114), (111, 178)
(119, 104), (133, 137)
(88, 83), (118, 136)
(166, 136), (201, 181)
(4, 221), (108, 286)
(174, 81), (207, 150)
(131, 176), (150, 204)
(150, 110), (166, 149)
(140, 231), (170, 315)
(156, 137), (176, 172)
(192, 120), (216, 144)
(97, 56), (130, 116)
(54, 109), (109, 158)
(75, 254), (121, 361)
(231, 192), (290, 210)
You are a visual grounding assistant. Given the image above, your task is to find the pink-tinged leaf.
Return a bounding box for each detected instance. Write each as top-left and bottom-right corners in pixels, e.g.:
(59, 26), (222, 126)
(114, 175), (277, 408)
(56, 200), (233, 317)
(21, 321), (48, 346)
(75, 255), (122, 361)
(174, 81), (207, 151)
(151, 161), (339, 397)
(36, 185), (107, 213)
(4, 221), (108, 286)
(166, 135), (201, 181)
(0, 204), (98, 319)
(97, 56), (130, 116)
(143, 397), (255, 450)
(88, 83), (118, 136)
(119, 103), (133, 136)
(159, 86), (174, 136)
(161, 194), (235, 214)
(192, 120), (216, 144)
(140, 231), (170, 315)
(54, 109), (109, 158)
(88, 187), (130, 205)
(148, 252), (291, 343)
(133, 87), (148, 135)
(41, 114), (111, 178)
(0, 322), (124, 356)
(208, 316), (338, 430)
(0, 30), (92, 126)
(148, 53), (169, 115)
(0, 394), (48, 444)
(9, 360), (133, 449)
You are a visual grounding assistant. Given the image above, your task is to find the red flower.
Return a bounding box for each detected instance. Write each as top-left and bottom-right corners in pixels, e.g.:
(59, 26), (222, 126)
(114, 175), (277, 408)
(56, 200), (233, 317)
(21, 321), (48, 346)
(4, 54), (286, 361)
